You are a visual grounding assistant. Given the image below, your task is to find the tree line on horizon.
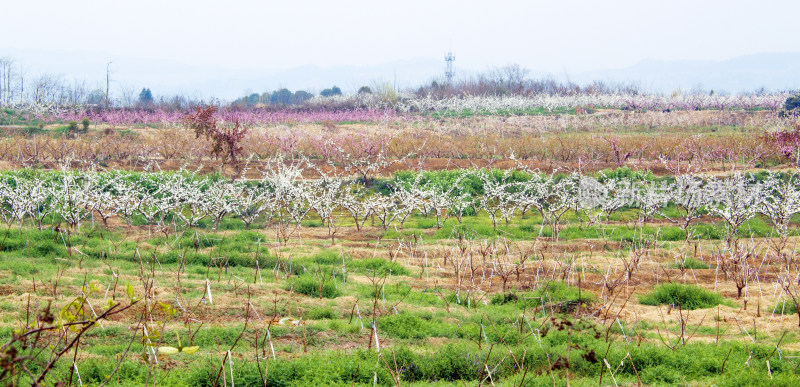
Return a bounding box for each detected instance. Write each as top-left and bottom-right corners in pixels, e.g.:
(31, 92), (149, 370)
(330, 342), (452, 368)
(2, 55), (798, 112)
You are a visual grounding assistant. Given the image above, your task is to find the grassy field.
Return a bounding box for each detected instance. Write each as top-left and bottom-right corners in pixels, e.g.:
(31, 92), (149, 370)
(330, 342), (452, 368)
(0, 107), (799, 386)
(1, 202), (799, 386)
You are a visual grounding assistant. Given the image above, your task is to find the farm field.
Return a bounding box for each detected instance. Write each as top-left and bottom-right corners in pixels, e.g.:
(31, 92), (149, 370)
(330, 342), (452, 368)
(2, 98), (800, 386)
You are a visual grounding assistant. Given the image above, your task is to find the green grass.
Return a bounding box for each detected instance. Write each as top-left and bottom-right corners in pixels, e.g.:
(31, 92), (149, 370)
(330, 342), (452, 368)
(0, 205), (797, 386)
(310, 249), (345, 265)
(378, 312), (451, 339)
(671, 257), (710, 269)
(771, 300), (798, 315)
(428, 106), (575, 119)
(286, 274), (341, 298)
(348, 257), (410, 276)
(18, 338), (798, 386)
(304, 306), (337, 320)
(640, 283), (729, 310)
(491, 281), (592, 310)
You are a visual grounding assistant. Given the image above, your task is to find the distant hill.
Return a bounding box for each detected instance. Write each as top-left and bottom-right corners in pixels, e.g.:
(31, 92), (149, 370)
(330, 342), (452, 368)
(194, 52), (800, 97)
(191, 58), (445, 98)
(0, 48), (444, 99)
(2, 48), (798, 99)
(575, 53), (800, 93)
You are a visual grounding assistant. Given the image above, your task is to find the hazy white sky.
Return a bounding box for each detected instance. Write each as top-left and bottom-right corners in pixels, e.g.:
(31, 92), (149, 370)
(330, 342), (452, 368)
(3, 0), (799, 73)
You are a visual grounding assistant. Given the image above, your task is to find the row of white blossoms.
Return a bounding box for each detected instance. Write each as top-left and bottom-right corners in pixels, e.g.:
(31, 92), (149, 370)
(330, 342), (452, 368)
(304, 92), (790, 113)
(9, 92), (791, 119)
(0, 163), (798, 241)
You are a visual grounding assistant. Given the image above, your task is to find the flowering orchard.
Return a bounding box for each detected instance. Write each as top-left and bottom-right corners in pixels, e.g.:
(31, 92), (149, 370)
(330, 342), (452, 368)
(1, 92), (792, 127)
(1, 163), (798, 241)
(3, 100), (800, 385)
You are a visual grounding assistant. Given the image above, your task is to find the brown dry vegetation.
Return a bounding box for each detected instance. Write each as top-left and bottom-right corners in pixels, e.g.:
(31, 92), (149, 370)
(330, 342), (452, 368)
(0, 109), (798, 178)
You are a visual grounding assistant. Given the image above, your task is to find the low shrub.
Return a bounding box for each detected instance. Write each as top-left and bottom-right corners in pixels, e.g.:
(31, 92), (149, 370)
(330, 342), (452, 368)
(785, 95), (800, 111)
(770, 300), (797, 315)
(311, 249), (344, 265)
(287, 275), (340, 298)
(671, 257), (710, 269)
(305, 306), (336, 320)
(379, 313), (427, 339)
(640, 283), (726, 310)
(392, 344), (488, 382)
(349, 257), (410, 276)
(491, 281), (592, 310)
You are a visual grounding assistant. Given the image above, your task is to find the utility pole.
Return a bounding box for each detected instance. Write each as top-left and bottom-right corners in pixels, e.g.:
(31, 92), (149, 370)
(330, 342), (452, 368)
(18, 64), (24, 103)
(105, 61), (113, 108)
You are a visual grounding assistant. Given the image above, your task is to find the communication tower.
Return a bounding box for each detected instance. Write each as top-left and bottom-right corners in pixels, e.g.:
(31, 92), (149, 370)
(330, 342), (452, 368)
(444, 51), (455, 84)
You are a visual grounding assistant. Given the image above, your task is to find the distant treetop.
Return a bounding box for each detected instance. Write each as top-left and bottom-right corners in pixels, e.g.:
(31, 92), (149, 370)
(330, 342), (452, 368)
(320, 86), (342, 98)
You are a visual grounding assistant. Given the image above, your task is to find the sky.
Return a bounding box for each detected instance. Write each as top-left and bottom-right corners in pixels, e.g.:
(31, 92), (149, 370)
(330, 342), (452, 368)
(2, 0), (799, 97)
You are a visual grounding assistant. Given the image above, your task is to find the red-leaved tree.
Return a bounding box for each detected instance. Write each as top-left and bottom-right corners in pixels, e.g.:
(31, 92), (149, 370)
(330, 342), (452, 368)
(185, 105), (249, 180)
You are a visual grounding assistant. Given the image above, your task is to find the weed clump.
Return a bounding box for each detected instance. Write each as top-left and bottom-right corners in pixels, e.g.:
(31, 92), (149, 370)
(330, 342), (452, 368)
(671, 257), (710, 269)
(311, 249), (343, 265)
(491, 281), (592, 310)
(305, 306), (336, 320)
(771, 300), (797, 315)
(379, 313), (427, 339)
(640, 283), (726, 310)
(287, 275), (340, 298)
(349, 258), (410, 276)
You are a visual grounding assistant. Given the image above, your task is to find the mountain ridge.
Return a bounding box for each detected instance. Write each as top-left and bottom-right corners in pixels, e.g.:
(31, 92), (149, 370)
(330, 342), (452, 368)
(1, 49), (798, 99)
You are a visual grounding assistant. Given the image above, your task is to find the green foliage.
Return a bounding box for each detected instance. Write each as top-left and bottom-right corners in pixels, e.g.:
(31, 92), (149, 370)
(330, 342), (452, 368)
(183, 351), (394, 386)
(771, 300), (797, 315)
(379, 313), (428, 339)
(378, 311), (455, 340)
(22, 125), (46, 136)
(320, 85), (342, 97)
(413, 217), (437, 229)
(138, 88), (154, 106)
(672, 257), (710, 269)
(0, 260), (39, 276)
(292, 90), (313, 104)
(785, 95), (800, 111)
(311, 249), (344, 265)
(44, 339), (800, 386)
(287, 275), (340, 298)
(81, 117), (90, 131)
(640, 283), (727, 310)
(639, 363), (683, 384)
(491, 281), (591, 309)
(392, 168), (534, 196)
(348, 258), (410, 276)
(597, 166), (656, 182)
(391, 343), (488, 382)
(658, 226), (688, 241)
(429, 106), (574, 118)
(66, 120), (79, 133)
(234, 89), (314, 107)
(270, 88), (293, 105)
(305, 306), (336, 320)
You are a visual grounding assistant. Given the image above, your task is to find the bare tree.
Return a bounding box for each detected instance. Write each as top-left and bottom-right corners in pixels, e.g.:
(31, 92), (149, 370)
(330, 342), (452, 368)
(118, 83), (138, 108)
(0, 57), (14, 105)
(17, 63), (24, 102)
(31, 74), (64, 104)
(66, 79), (89, 106)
